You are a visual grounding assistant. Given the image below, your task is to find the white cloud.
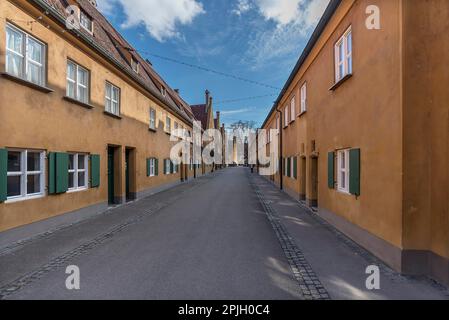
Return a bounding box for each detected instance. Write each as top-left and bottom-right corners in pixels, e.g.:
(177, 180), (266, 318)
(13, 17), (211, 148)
(232, 0), (252, 16)
(98, 0), (205, 42)
(96, 0), (115, 15)
(221, 107), (256, 115)
(255, 0), (303, 25)
(244, 0), (330, 68)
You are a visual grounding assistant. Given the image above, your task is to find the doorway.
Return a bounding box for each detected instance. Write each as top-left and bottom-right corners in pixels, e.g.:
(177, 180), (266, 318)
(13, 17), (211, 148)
(310, 156), (318, 208)
(300, 157), (306, 201)
(107, 147), (115, 205)
(125, 148), (136, 202)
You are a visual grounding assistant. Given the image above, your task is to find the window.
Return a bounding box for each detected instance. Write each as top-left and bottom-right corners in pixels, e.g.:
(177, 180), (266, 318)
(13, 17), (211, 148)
(6, 149), (45, 201)
(68, 154), (88, 191)
(148, 158), (156, 177)
(284, 106), (289, 127)
(173, 163), (178, 174)
(67, 61), (89, 103)
(105, 82), (120, 115)
(165, 159), (171, 174)
(6, 23), (46, 86)
(301, 83), (307, 113)
(131, 57), (139, 73)
(161, 86), (166, 97)
(291, 157), (296, 179)
(284, 158), (288, 176)
(337, 149), (350, 193)
(335, 27), (352, 82)
(290, 97), (296, 122)
(80, 10), (93, 33)
(149, 108), (156, 130)
(276, 116), (280, 134)
(166, 117), (171, 133)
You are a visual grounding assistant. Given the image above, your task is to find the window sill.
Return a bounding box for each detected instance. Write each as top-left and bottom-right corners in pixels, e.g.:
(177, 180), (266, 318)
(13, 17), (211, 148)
(337, 188), (351, 195)
(330, 73), (352, 91)
(67, 187), (89, 194)
(5, 194), (45, 204)
(63, 96), (94, 109)
(298, 111), (307, 118)
(165, 131), (172, 136)
(1, 72), (54, 93)
(103, 111), (122, 119)
(149, 127), (157, 133)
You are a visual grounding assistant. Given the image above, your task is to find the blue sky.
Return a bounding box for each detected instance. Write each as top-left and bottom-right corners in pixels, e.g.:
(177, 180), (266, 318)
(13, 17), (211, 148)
(96, 0), (330, 127)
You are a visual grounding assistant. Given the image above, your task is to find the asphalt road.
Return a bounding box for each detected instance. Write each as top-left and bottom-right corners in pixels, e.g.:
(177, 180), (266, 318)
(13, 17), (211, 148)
(1, 168), (302, 300)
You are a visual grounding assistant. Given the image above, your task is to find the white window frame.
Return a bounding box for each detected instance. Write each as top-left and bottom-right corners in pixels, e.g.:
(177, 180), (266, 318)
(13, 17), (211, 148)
(5, 23), (46, 86)
(68, 153), (89, 192)
(161, 86), (166, 97)
(165, 159), (171, 175)
(276, 116), (280, 134)
(335, 27), (352, 82)
(105, 82), (120, 116)
(6, 149), (45, 202)
(290, 97), (296, 122)
(337, 149), (350, 194)
(284, 106), (289, 128)
(149, 158), (156, 177)
(79, 10), (93, 34)
(149, 107), (156, 130)
(173, 162), (178, 174)
(291, 157), (295, 178)
(166, 116), (172, 133)
(131, 57), (139, 74)
(283, 158), (289, 177)
(301, 83), (307, 113)
(67, 60), (89, 103)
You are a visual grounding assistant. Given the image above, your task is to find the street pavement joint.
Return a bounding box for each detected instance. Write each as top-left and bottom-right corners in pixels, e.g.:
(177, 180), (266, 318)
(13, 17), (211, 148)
(249, 173), (331, 300)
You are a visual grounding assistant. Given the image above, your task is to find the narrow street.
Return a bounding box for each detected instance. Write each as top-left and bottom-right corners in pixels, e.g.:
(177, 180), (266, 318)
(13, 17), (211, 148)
(0, 168), (447, 300)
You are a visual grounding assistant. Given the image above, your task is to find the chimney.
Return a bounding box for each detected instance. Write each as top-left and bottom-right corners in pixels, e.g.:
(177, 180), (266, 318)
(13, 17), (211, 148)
(205, 90), (210, 106)
(174, 89), (180, 94)
(216, 111), (220, 126)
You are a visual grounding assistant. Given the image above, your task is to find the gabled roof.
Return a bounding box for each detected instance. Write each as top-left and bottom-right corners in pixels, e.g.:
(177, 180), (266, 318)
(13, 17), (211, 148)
(34, 0), (194, 123)
(191, 104), (208, 130)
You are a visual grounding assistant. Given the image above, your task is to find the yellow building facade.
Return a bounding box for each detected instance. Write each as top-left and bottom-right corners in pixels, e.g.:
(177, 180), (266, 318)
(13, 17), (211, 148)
(0, 0), (200, 232)
(260, 0), (449, 285)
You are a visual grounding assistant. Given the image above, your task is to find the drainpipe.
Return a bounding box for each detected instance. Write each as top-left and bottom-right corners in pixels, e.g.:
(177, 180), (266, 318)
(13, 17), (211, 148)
(276, 108), (283, 190)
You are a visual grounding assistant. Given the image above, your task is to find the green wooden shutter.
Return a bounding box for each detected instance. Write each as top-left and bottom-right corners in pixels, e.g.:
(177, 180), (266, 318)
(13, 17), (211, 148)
(0, 149), (7, 202)
(349, 149), (361, 196)
(287, 157), (291, 177)
(328, 152), (335, 189)
(90, 154), (100, 188)
(48, 152), (56, 194)
(293, 157), (298, 179)
(170, 161), (174, 174)
(146, 159), (151, 177)
(55, 152), (69, 194)
(155, 159), (159, 176)
(164, 159), (167, 174)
